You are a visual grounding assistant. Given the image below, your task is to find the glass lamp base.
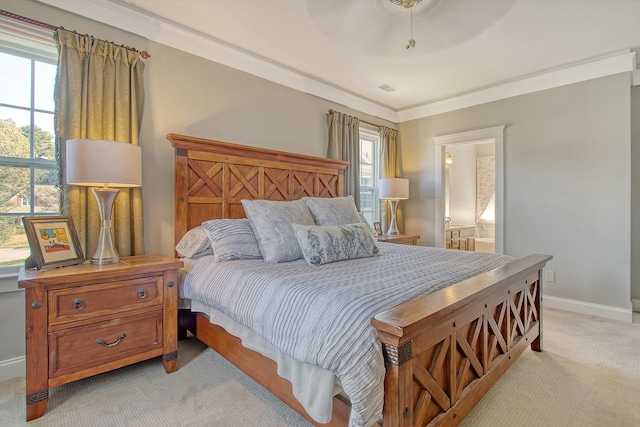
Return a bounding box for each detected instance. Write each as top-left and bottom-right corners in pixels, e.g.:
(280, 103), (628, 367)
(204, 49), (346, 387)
(90, 188), (121, 264)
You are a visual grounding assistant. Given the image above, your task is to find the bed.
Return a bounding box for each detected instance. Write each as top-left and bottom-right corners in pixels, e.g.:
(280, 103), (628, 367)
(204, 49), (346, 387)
(168, 133), (551, 427)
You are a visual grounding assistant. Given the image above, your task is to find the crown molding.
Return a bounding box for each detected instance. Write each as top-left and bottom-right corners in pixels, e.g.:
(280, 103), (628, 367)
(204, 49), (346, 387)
(398, 50), (637, 122)
(38, 0), (637, 124)
(36, 0), (400, 122)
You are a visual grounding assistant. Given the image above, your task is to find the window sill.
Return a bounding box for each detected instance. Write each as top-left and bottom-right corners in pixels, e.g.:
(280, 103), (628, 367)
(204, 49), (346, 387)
(0, 271), (20, 294)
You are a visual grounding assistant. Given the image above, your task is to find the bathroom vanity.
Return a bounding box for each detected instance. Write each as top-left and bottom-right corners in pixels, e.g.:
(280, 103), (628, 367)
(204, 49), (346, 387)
(445, 224), (476, 251)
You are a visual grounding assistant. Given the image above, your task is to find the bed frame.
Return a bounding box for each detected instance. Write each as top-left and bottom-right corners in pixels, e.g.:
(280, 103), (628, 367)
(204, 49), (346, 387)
(168, 133), (552, 427)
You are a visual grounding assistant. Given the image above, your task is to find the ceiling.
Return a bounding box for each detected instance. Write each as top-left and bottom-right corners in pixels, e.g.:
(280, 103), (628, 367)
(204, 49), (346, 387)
(39, 0), (640, 122)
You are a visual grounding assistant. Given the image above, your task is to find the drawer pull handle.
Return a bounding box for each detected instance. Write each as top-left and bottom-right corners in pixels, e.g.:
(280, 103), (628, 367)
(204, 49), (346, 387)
(96, 333), (126, 347)
(137, 289), (147, 299)
(73, 298), (85, 311)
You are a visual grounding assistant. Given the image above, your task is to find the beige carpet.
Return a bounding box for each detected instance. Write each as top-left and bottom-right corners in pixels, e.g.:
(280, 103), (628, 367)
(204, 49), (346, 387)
(1, 308), (639, 427)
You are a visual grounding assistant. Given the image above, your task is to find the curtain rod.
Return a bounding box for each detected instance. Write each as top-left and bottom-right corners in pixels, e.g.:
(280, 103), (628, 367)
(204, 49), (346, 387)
(328, 109), (381, 129)
(0, 9), (151, 59)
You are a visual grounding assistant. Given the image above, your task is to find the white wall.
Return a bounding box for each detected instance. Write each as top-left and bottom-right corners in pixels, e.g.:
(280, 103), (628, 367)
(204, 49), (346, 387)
(401, 74), (632, 321)
(446, 144), (477, 226)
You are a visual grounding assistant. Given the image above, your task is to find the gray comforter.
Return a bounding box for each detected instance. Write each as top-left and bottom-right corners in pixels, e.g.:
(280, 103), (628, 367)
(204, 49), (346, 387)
(181, 243), (513, 427)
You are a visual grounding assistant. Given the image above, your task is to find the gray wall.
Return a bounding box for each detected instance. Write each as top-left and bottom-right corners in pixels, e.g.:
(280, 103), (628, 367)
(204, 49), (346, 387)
(401, 74), (632, 312)
(632, 84), (640, 308)
(0, 0), (397, 376)
(2, 0), (636, 380)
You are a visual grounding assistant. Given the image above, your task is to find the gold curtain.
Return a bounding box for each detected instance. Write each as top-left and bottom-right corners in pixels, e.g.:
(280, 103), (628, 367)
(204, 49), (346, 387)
(326, 111), (361, 209)
(54, 29), (145, 259)
(380, 126), (404, 233)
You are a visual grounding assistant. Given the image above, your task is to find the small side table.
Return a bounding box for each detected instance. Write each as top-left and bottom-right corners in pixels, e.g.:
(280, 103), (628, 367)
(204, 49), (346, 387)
(376, 234), (420, 245)
(18, 254), (183, 421)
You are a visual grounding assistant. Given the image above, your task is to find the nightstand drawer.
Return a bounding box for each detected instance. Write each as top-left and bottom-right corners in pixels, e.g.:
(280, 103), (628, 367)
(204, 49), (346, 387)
(48, 311), (163, 379)
(48, 276), (163, 326)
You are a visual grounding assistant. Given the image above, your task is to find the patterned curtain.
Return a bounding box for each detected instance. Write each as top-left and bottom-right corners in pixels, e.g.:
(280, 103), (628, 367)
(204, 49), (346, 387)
(475, 156), (495, 223)
(379, 126), (403, 233)
(54, 28), (146, 259)
(326, 111), (361, 209)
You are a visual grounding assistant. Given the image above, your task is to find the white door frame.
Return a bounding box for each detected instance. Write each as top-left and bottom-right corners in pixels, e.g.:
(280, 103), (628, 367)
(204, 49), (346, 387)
(434, 125), (505, 253)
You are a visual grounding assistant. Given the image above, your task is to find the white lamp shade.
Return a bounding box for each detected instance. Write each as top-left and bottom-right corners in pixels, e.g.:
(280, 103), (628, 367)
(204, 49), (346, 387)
(66, 139), (142, 187)
(379, 178), (409, 200)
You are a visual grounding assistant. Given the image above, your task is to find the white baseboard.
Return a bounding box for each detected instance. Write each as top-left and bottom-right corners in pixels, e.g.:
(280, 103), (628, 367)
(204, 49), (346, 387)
(0, 356), (24, 382)
(632, 299), (640, 312)
(544, 295), (633, 323)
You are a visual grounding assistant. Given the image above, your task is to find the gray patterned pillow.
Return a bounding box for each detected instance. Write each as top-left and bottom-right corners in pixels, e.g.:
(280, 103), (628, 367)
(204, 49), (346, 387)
(175, 226), (212, 258)
(202, 218), (262, 262)
(302, 195), (361, 226)
(292, 223), (380, 266)
(241, 199), (316, 263)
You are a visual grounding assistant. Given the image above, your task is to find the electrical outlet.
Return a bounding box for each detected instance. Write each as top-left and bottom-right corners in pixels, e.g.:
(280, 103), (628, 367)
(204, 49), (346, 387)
(544, 270), (555, 282)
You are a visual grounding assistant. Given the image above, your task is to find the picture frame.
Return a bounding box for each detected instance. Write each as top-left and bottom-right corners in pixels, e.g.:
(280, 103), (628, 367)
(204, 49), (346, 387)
(373, 221), (383, 235)
(22, 216), (85, 271)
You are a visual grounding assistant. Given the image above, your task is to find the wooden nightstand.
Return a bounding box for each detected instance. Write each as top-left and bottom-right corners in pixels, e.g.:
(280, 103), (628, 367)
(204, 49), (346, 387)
(18, 254), (184, 421)
(376, 234), (420, 245)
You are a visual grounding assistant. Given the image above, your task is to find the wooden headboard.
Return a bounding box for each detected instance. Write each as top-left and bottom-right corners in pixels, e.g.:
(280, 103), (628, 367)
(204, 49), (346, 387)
(167, 133), (348, 246)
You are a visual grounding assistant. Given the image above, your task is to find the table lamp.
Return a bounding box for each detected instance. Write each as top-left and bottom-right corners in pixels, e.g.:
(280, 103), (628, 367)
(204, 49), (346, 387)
(379, 178), (409, 235)
(66, 139), (142, 264)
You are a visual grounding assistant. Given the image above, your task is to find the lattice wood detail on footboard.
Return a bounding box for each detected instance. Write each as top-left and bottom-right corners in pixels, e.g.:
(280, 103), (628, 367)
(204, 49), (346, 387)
(373, 255), (549, 427)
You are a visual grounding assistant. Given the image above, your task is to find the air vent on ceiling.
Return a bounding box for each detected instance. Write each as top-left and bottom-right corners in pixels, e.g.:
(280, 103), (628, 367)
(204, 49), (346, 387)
(378, 84), (398, 92)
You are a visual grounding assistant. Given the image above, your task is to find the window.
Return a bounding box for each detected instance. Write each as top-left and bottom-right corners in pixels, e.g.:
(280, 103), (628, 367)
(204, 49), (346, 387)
(359, 126), (380, 225)
(0, 23), (59, 270)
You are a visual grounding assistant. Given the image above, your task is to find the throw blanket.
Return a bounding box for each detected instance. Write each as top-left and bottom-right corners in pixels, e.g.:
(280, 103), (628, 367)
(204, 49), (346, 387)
(181, 243), (513, 427)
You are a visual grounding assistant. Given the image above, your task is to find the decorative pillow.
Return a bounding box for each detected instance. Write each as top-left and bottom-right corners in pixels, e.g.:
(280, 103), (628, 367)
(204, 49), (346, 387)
(175, 225), (212, 258)
(241, 199), (316, 263)
(201, 218), (262, 262)
(358, 212), (378, 237)
(292, 223), (380, 266)
(302, 195), (361, 226)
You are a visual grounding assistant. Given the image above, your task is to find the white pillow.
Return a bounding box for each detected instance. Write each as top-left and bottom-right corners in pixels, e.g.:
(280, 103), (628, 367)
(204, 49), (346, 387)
(202, 218), (262, 262)
(175, 226), (212, 258)
(302, 195), (361, 226)
(292, 223), (380, 266)
(241, 199), (315, 263)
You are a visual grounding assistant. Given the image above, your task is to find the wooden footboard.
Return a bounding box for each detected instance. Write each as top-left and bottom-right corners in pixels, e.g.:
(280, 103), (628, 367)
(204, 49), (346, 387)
(372, 254), (551, 427)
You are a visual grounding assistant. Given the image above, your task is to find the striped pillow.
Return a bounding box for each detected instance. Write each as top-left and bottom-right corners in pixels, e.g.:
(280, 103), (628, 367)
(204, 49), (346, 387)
(202, 218), (262, 262)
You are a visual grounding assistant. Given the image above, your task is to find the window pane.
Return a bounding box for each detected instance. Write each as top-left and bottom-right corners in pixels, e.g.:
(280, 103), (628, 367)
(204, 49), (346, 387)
(34, 61), (56, 111)
(0, 112), (31, 158)
(359, 131), (380, 223)
(33, 112), (55, 159)
(0, 166), (30, 214)
(0, 37), (59, 271)
(34, 167), (59, 213)
(0, 52), (31, 108)
(0, 215), (30, 268)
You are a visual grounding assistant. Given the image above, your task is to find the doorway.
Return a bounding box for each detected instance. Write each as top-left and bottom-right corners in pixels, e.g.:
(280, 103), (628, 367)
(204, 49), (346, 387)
(434, 126), (505, 254)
